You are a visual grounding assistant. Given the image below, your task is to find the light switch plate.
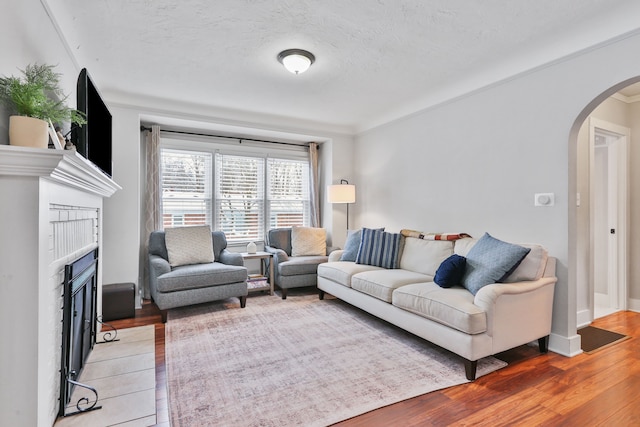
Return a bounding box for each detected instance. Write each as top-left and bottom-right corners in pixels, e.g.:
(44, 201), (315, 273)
(535, 193), (554, 207)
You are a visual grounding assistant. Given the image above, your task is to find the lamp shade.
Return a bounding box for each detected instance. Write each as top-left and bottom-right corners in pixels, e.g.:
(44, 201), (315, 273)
(327, 184), (356, 204)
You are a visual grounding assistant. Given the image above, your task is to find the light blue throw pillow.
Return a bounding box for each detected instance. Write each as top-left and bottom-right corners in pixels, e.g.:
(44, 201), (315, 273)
(461, 233), (531, 295)
(355, 228), (401, 269)
(340, 229), (363, 262)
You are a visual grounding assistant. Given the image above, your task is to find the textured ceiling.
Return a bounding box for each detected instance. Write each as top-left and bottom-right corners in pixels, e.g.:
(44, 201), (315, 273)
(45, 0), (640, 133)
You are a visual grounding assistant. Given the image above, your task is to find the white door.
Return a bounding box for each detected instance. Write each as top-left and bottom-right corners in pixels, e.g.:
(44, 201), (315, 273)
(589, 118), (629, 319)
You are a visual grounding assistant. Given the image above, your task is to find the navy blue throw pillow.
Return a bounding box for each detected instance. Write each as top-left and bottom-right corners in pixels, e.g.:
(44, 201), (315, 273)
(434, 254), (467, 288)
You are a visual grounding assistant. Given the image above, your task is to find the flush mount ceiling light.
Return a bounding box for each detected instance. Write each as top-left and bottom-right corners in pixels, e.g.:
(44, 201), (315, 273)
(277, 49), (315, 74)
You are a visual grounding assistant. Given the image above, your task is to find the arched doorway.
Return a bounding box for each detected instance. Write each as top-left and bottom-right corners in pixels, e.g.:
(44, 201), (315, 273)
(569, 77), (640, 337)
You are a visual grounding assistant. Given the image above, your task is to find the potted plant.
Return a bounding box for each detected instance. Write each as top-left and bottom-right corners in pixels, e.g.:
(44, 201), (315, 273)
(0, 63), (86, 148)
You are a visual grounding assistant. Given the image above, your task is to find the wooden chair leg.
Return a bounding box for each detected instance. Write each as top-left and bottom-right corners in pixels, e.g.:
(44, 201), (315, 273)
(319, 289), (325, 300)
(464, 359), (477, 381)
(538, 335), (549, 353)
(240, 295), (247, 308)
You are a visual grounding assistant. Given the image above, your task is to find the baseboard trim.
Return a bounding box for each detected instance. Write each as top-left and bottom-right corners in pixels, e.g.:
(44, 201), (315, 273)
(549, 332), (583, 357)
(628, 298), (640, 312)
(576, 309), (591, 329)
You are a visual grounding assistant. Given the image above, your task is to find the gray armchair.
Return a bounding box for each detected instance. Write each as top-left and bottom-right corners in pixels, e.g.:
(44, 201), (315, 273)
(148, 230), (248, 321)
(264, 228), (337, 299)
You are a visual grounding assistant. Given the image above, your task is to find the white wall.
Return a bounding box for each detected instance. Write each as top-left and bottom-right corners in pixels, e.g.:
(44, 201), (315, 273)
(353, 31), (640, 355)
(0, 0), (78, 144)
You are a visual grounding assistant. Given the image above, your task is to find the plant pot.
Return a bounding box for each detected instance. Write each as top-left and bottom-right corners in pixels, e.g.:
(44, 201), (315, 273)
(9, 116), (50, 148)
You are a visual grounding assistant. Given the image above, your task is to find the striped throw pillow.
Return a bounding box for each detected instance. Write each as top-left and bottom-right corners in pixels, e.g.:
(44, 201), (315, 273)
(356, 228), (402, 269)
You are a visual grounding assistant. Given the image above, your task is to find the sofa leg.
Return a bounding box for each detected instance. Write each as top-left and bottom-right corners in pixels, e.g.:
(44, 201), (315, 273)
(319, 290), (325, 300)
(160, 310), (168, 323)
(240, 295), (247, 308)
(538, 335), (549, 353)
(464, 359), (477, 381)
(281, 289), (287, 300)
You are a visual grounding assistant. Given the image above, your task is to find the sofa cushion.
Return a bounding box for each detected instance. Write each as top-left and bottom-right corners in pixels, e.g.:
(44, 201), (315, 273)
(278, 255), (329, 276)
(399, 238), (454, 276)
(157, 262), (247, 292)
(356, 228), (402, 269)
(503, 244), (548, 282)
(434, 254), (466, 288)
(392, 283), (487, 335)
(317, 262), (384, 287)
(454, 237), (477, 256)
(351, 269), (432, 302)
(164, 225), (215, 267)
(461, 233), (531, 295)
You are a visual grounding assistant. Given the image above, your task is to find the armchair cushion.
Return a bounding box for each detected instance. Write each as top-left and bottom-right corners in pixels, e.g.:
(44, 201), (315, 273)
(291, 226), (326, 256)
(278, 255), (329, 276)
(156, 262), (248, 293)
(164, 225), (214, 267)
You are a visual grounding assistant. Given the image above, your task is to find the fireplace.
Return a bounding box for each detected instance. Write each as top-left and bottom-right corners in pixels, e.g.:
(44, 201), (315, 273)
(0, 146), (120, 426)
(59, 249), (100, 416)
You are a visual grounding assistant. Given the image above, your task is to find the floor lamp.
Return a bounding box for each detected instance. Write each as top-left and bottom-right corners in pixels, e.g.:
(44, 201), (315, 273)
(327, 179), (356, 231)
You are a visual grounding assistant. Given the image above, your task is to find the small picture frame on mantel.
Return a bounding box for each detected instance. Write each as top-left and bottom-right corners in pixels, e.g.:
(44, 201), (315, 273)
(48, 119), (63, 150)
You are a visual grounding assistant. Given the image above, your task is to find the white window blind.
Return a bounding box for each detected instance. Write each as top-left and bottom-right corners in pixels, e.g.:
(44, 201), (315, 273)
(215, 153), (265, 243)
(267, 158), (310, 229)
(160, 149), (212, 228)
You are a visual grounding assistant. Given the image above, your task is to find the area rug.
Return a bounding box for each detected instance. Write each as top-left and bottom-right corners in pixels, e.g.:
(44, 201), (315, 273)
(578, 325), (631, 354)
(165, 295), (506, 427)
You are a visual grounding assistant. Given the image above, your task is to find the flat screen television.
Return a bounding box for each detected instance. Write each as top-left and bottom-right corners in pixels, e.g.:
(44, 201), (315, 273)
(73, 68), (113, 178)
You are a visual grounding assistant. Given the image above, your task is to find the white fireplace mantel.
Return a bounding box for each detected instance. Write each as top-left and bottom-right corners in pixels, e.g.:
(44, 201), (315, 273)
(0, 145), (120, 197)
(0, 144), (120, 427)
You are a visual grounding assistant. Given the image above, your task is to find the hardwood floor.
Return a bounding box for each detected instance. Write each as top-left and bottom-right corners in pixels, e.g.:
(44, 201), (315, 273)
(109, 302), (640, 426)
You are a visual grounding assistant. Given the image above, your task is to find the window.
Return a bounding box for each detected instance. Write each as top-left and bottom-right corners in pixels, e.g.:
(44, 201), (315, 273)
(268, 158), (310, 228)
(215, 154), (264, 242)
(161, 149), (212, 228)
(160, 142), (310, 244)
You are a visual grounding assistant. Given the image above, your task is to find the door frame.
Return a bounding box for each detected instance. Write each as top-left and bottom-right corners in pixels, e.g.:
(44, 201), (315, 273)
(588, 117), (629, 318)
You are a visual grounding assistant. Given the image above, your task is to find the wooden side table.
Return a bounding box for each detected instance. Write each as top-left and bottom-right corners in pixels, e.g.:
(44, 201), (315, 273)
(240, 251), (274, 295)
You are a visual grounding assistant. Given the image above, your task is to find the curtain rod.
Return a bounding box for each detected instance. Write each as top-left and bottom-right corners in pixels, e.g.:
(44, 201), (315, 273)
(140, 126), (310, 148)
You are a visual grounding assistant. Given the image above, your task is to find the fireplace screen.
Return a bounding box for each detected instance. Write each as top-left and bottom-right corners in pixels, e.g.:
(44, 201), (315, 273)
(59, 248), (100, 417)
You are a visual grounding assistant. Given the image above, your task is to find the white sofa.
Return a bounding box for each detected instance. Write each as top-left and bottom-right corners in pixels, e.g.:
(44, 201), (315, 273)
(317, 231), (557, 380)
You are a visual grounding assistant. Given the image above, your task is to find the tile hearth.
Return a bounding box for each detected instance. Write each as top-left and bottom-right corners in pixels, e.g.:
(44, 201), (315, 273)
(55, 325), (156, 427)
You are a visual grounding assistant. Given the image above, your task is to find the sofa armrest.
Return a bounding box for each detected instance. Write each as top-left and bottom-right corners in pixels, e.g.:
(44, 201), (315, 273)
(218, 249), (244, 266)
(328, 250), (344, 262)
(474, 275), (557, 351)
(265, 245), (289, 263)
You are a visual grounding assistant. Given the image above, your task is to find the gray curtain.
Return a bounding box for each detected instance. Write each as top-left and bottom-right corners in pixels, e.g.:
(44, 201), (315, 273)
(308, 142), (320, 227)
(142, 125), (161, 299)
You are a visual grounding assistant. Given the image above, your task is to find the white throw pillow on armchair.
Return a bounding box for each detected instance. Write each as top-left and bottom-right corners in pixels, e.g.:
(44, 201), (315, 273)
(291, 226), (326, 256)
(165, 225), (215, 267)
